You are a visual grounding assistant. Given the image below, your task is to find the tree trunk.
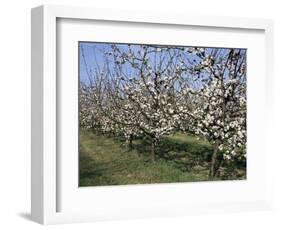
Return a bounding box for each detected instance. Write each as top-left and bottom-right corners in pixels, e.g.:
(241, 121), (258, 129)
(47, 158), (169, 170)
(151, 138), (156, 162)
(209, 140), (219, 179)
(125, 135), (133, 150)
(129, 134), (133, 149)
(125, 139), (129, 150)
(91, 123), (95, 134)
(214, 156), (223, 178)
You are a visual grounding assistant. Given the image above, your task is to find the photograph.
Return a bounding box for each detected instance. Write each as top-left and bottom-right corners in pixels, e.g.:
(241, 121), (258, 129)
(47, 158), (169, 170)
(79, 42), (247, 186)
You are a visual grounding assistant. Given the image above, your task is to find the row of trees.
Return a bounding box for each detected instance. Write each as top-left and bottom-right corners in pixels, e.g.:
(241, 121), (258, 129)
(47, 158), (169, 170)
(79, 44), (247, 179)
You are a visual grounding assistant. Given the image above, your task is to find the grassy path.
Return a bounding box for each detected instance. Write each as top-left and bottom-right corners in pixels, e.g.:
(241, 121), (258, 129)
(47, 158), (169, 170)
(79, 131), (209, 186)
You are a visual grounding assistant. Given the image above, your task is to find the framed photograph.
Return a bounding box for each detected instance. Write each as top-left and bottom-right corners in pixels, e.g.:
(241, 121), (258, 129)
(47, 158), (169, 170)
(31, 5), (274, 225)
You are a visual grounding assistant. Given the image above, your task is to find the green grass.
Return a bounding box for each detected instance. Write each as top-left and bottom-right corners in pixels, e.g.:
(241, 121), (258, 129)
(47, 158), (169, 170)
(79, 131), (210, 186)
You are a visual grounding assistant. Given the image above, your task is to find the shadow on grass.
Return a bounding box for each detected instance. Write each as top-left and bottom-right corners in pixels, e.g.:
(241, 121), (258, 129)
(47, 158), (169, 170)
(79, 150), (118, 186)
(131, 134), (213, 172)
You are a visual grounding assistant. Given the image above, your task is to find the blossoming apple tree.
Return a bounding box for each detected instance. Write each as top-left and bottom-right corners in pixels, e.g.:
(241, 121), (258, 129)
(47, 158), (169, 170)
(102, 44), (196, 160)
(179, 47), (247, 178)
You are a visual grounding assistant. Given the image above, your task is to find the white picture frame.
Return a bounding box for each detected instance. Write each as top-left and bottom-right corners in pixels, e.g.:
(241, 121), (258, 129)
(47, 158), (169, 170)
(31, 4), (274, 225)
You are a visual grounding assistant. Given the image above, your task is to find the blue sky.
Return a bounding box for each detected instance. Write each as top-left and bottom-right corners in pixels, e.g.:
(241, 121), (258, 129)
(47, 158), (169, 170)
(79, 42), (246, 85)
